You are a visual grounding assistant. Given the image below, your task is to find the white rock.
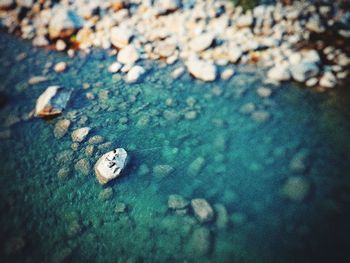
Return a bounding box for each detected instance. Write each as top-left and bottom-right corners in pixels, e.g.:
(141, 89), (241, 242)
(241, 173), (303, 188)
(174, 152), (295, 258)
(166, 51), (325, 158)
(189, 33), (215, 52)
(221, 68), (235, 80)
(56, 39), (66, 51)
(290, 62), (319, 82)
(71, 127), (91, 142)
(35, 86), (71, 117)
(32, 36), (49, 47)
(305, 77), (318, 87)
(125, 65), (145, 83)
(94, 148), (128, 185)
(117, 45), (139, 65)
(319, 72), (337, 88)
(54, 62), (67, 73)
(28, 76), (48, 85)
(48, 5), (84, 39)
(289, 53), (302, 65)
(155, 41), (177, 58)
(301, 49), (321, 65)
(228, 45), (242, 63)
(108, 62), (122, 73)
(171, 66), (185, 79)
(267, 65), (291, 81)
(186, 57), (217, 82)
(236, 14), (253, 28)
(110, 26), (133, 48)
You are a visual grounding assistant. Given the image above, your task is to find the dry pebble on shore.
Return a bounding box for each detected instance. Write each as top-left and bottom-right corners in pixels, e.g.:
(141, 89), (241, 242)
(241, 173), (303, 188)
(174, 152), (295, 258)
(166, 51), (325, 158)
(0, 0), (349, 88)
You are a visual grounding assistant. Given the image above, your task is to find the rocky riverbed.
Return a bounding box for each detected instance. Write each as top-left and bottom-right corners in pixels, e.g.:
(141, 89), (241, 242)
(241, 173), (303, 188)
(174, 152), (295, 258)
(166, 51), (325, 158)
(1, 29), (350, 262)
(0, 0), (349, 88)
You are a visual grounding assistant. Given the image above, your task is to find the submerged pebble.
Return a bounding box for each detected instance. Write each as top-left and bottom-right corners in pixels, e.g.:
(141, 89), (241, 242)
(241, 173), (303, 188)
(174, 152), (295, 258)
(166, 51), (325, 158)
(57, 167), (70, 179)
(71, 127), (91, 142)
(189, 227), (211, 256)
(251, 110), (270, 123)
(88, 135), (104, 145)
(153, 164), (174, 178)
(282, 176), (311, 202)
(99, 187), (113, 201)
(74, 158), (90, 176)
(54, 61), (67, 73)
(168, 194), (189, 210)
(54, 119), (71, 139)
(115, 202), (127, 213)
(191, 198), (214, 223)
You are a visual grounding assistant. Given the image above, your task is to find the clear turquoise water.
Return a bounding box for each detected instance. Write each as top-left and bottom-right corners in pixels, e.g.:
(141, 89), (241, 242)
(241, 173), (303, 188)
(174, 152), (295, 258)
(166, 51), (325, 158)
(1, 32), (350, 262)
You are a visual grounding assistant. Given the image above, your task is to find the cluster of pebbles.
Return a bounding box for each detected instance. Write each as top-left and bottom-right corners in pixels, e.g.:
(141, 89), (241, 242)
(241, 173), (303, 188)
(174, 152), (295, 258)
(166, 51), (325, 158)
(0, 0), (349, 87)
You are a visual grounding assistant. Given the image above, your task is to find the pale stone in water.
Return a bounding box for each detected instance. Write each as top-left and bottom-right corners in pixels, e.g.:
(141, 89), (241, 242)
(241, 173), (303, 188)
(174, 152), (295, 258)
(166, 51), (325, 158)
(94, 148), (128, 185)
(54, 119), (71, 139)
(282, 176), (310, 202)
(71, 127), (91, 142)
(57, 167), (70, 179)
(239, 103), (255, 114)
(221, 68), (235, 80)
(115, 202), (127, 213)
(99, 187), (113, 201)
(251, 111), (270, 123)
(184, 110), (197, 120)
(28, 76), (48, 85)
(108, 62), (122, 73)
(54, 62), (67, 73)
(214, 203), (228, 229)
(35, 86), (71, 118)
(88, 135), (104, 145)
(125, 65), (145, 83)
(153, 164), (174, 178)
(257, 87), (272, 98)
(171, 67), (185, 79)
(188, 157), (205, 176)
(305, 77), (318, 87)
(190, 227), (211, 256)
(168, 194), (189, 210)
(74, 158), (90, 176)
(191, 198), (214, 223)
(85, 145), (94, 156)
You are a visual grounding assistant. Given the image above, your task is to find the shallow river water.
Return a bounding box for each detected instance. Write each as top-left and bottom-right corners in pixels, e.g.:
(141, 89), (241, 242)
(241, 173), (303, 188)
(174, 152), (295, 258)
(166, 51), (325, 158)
(0, 32), (350, 263)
